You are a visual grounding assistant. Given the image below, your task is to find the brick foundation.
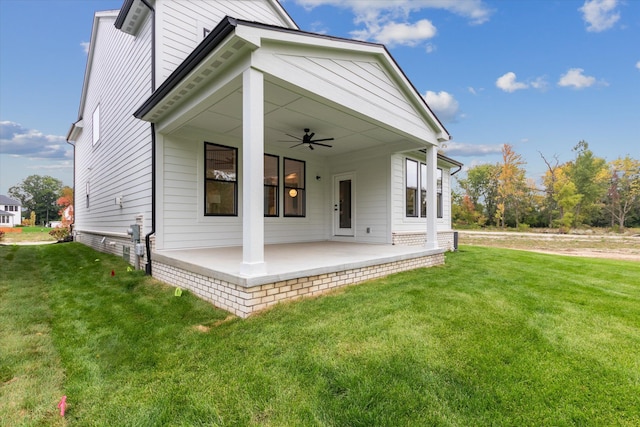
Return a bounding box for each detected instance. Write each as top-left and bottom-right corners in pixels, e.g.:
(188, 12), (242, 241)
(392, 231), (456, 251)
(152, 252), (445, 318)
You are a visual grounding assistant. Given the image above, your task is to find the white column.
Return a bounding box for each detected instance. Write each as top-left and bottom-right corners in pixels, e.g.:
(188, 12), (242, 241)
(425, 145), (439, 250)
(240, 67), (267, 276)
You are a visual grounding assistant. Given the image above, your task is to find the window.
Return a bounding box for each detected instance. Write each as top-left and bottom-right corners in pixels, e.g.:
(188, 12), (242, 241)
(205, 143), (237, 216)
(92, 104), (100, 146)
(264, 154), (279, 217)
(437, 168), (443, 218)
(406, 158), (444, 219)
(406, 159), (418, 217)
(284, 158), (305, 217)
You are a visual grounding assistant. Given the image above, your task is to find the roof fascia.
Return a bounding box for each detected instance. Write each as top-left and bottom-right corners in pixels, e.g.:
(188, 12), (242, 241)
(268, 0), (298, 29)
(437, 153), (463, 168)
(74, 10), (119, 124)
(115, 0), (151, 35)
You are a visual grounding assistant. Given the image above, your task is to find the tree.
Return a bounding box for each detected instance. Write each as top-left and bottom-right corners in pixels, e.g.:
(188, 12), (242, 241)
(568, 141), (608, 226)
(604, 156), (640, 230)
(57, 186), (75, 228)
(457, 163), (499, 226)
(494, 144), (527, 228)
(553, 166), (582, 231)
(8, 175), (63, 226)
(539, 152), (561, 227)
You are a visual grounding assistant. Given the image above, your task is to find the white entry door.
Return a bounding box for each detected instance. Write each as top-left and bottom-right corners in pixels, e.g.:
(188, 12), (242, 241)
(333, 174), (354, 236)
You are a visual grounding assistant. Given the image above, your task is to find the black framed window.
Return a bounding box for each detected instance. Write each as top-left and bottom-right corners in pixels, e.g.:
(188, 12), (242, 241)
(437, 168), (443, 218)
(264, 154), (279, 217)
(406, 158), (418, 217)
(205, 142), (237, 216)
(284, 157), (305, 217)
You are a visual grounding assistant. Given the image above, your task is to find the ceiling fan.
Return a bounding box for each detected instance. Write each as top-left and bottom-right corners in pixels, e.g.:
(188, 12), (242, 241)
(282, 128), (334, 150)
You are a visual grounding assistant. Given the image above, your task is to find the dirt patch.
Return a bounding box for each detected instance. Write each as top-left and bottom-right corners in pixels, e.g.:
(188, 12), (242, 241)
(458, 231), (640, 262)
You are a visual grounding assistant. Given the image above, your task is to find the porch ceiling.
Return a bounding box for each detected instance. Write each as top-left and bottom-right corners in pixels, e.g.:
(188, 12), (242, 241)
(171, 76), (423, 156)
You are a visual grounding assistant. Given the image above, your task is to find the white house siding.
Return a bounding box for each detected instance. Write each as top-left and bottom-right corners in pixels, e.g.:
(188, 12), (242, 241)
(156, 0), (295, 86)
(328, 150), (391, 244)
(158, 134), (328, 251)
(390, 153), (455, 248)
(74, 14), (153, 240)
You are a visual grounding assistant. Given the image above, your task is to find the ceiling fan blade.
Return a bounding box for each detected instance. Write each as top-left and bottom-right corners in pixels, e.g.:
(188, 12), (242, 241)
(308, 132), (315, 140)
(285, 133), (302, 141)
(290, 142), (305, 149)
(310, 137), (334, 143)
(310, 141), (332, 148)
(309, 144), (314, 150)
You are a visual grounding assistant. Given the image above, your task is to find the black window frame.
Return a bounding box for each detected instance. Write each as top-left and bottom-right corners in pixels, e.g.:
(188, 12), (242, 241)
(264, 154), (279, 217)
(283, 157), (306, 217)
(406, 158), (419, 217)
(204, 142), (238, 216)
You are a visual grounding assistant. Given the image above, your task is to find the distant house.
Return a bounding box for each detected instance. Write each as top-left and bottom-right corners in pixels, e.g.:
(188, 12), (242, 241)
(0, 195), (22, 227)
(67, 0), (462, 317)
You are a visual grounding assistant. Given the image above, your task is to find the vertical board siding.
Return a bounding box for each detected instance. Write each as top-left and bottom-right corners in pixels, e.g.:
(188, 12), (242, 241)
(74, 15), (153, 236)
(157, 0), (293, 85)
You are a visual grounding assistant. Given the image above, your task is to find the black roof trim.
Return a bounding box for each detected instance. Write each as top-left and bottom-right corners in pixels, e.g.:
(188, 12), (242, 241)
(114, 0), (134, 30)
(134, 16), (238, 119)
(437, 153), (463, 168)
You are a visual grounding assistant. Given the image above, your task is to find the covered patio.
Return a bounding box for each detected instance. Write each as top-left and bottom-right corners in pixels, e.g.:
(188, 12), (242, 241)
(151, 242), (445, 317)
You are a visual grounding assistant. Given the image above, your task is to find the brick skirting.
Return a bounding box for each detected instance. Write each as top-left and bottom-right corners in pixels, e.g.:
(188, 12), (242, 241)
(392, 231), (456, 251)
(152, 252), (445, 318)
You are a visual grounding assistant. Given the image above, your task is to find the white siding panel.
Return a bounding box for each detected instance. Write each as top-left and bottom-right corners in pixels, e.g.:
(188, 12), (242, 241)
(157, 0), (293, 85)
(74, 15), (153, 237)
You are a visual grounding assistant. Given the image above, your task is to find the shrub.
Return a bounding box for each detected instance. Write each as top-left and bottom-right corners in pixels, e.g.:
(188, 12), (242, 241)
(0, 231), (4, 241)
(49, 227), (71, 242)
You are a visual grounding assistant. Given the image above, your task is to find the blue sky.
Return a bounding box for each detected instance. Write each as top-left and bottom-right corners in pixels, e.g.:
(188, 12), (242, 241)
(1, 0), (638, 196)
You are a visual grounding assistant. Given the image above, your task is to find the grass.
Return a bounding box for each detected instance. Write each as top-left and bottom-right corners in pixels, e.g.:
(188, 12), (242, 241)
(1, 243), (639, 426)
(0, 227), (56, 243)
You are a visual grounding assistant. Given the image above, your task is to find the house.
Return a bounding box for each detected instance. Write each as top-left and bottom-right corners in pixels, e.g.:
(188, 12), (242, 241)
(67, 0), (462, 317)
(0, 195), (22, 227)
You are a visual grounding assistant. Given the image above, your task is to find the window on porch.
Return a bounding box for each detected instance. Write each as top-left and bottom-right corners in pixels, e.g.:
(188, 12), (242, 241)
(406, 158), (443, 219)
(284, 158), (305, 217)
(264, 154), (279, 217)
(205, 142), (237, 216)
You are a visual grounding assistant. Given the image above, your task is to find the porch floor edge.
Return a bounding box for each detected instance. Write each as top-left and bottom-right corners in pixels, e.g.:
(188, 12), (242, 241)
(152, 242), (446, 288)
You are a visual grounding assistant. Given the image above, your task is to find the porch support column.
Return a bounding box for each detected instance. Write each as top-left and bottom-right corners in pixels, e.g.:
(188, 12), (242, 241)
(240, 67), (267, 276)
(425, 144), (439, 250)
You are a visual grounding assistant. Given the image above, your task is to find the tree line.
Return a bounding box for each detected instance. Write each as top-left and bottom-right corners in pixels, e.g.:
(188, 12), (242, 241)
(7, 175), (73, 227)
(453, 141), (640, 231)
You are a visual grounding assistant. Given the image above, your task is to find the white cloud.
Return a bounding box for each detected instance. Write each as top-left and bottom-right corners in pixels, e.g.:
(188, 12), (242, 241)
(442, 141), (503, 157)
(424, 91), (460, 123)
(81, 41), (90, 54)
(425, 43), (436, 54)
(557, 68), (597, 89)
(636, 60), (640, 70)
(355, 19), (437, 46)
(579, 0), (620, 32)
(496, 72), (528, 93)
(530, 76), (549, 91)
(292, 0), (492, 47)
(0, 121), (70, 160)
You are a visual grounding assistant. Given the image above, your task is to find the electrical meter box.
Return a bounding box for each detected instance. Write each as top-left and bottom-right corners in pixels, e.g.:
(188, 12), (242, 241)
(127, 224), (140, 242)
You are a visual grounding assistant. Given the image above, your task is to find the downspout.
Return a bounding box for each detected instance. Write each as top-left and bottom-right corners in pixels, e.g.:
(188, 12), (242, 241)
(450, 164), (462, 176)
(140, 0), (156, 275)
(66, 138), (76, 235)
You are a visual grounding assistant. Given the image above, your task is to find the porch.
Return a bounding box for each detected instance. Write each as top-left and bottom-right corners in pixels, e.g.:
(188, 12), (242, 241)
(151, 241), (445, 318)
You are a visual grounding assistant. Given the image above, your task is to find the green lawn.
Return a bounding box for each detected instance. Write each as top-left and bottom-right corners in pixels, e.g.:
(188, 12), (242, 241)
(1, 243), (639, 426)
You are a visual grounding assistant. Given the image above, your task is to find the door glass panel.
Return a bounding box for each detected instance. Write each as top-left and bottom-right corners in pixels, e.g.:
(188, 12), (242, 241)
(339, 180), (351, 229)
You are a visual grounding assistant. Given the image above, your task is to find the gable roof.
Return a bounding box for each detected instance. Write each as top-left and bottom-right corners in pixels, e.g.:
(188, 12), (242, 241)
(0, 195), (21, 206)
(134, 17), (450, 143)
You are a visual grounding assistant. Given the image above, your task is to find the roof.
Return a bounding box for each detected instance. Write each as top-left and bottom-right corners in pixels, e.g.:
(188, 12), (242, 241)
(0, 195), (21, 205)
(133, 16), (450, 141)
